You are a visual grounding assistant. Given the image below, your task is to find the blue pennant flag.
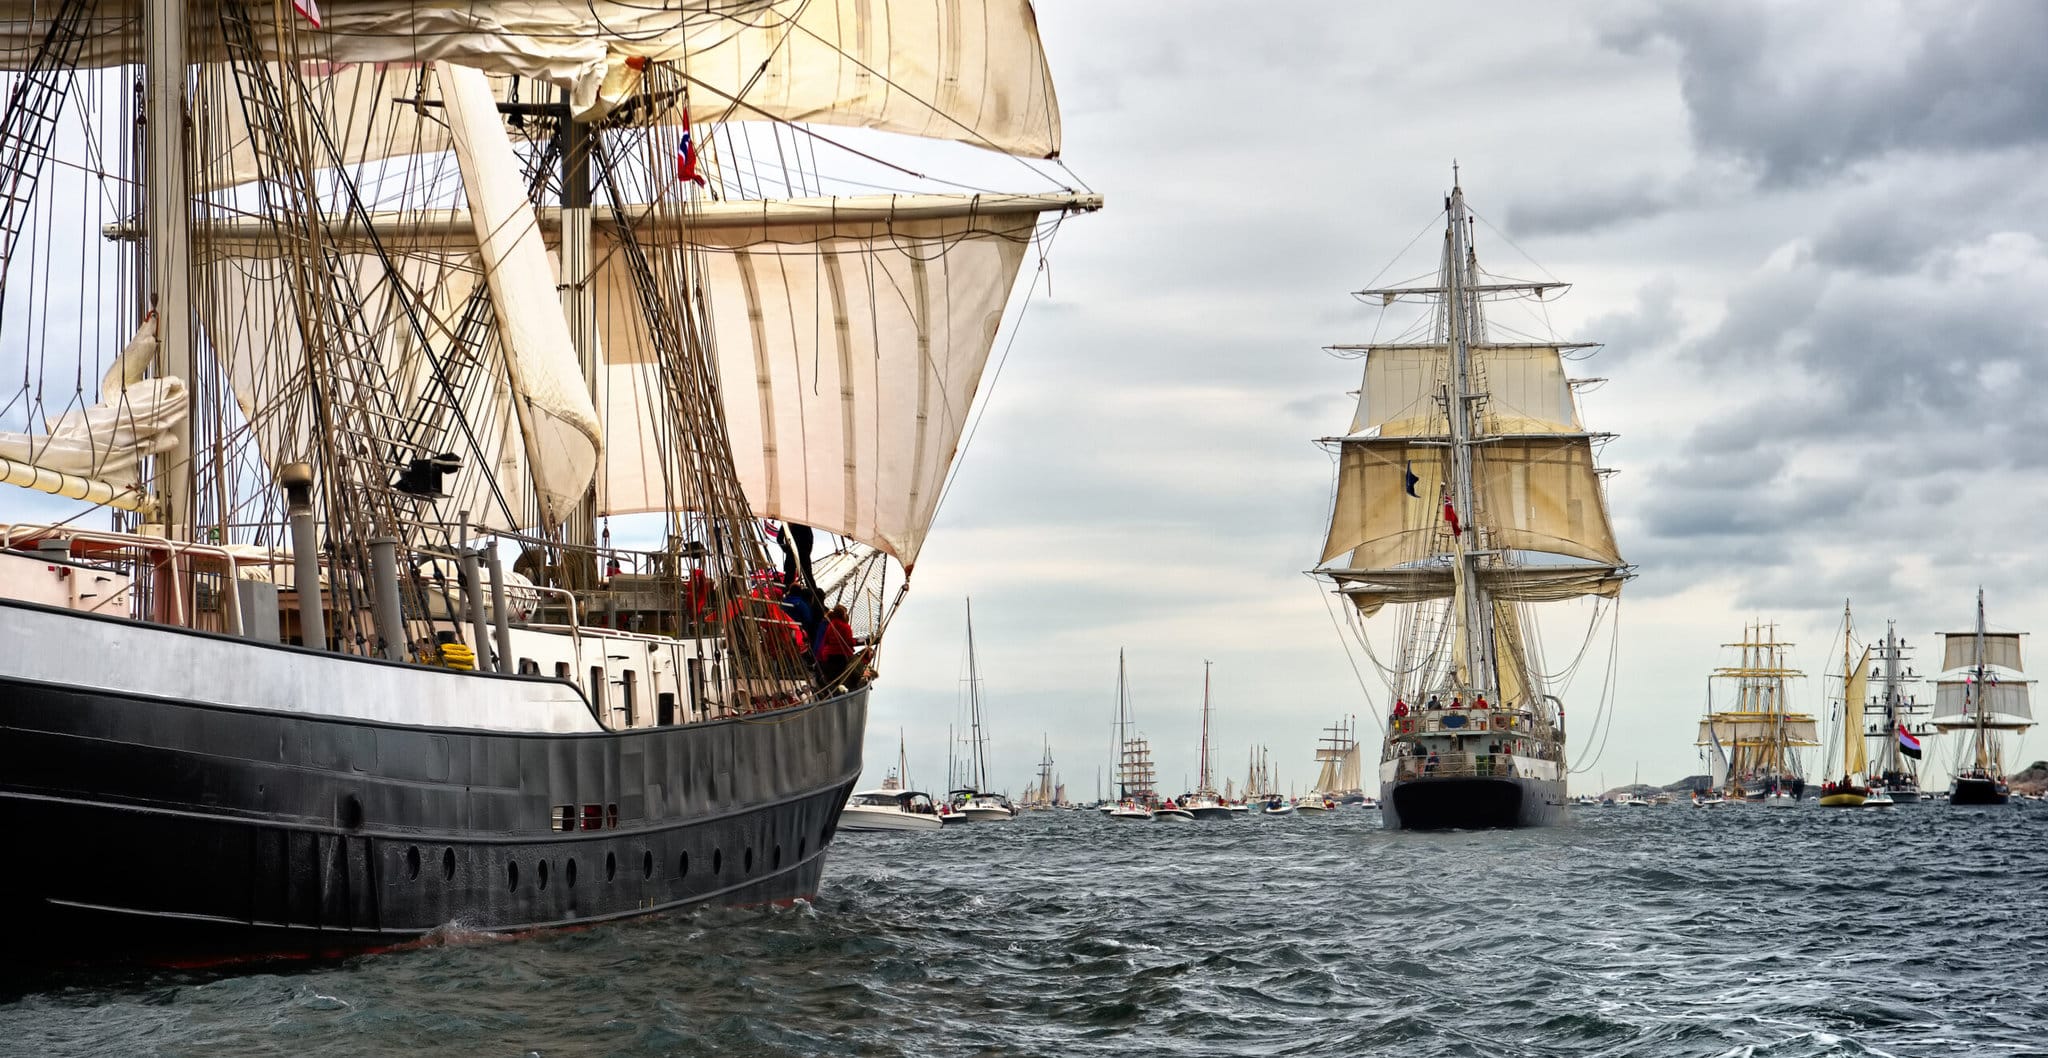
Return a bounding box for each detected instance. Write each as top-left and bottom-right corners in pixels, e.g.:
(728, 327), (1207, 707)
(1404, 461), (1420, 498)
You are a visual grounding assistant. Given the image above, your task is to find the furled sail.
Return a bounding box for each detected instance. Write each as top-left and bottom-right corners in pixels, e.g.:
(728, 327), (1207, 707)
(1940, 632), (2024, 673)
(440, 61), (602, 530)
(50, 0), (1063, 193)
(1931, 680), (2033, 722)
(0, 319), (182, 510)
(1332, 564), (1625, 617)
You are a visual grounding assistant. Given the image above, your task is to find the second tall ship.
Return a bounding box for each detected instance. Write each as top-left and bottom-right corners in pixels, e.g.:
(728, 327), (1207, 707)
(1314, 176), (1632, 830)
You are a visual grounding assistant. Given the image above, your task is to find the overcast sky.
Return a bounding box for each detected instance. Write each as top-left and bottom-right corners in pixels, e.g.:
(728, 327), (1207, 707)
(861, 0), (2048, 797)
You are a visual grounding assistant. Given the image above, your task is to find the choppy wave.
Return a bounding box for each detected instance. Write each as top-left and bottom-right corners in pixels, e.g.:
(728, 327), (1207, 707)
(3, 804), (2044, 1056)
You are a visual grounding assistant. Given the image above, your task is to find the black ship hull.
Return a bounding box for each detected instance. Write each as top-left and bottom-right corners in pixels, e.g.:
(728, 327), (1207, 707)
(1380, 776), (1564, 830)
(1949, 776), (2009, 806)
(0, 657), (866, 968)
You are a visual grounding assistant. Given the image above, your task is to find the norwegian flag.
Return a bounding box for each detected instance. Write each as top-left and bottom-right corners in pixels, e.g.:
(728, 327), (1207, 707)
(292, 0), (321, 27)
(676, 114), (705, 186)
(1441, 494), (1462, 537)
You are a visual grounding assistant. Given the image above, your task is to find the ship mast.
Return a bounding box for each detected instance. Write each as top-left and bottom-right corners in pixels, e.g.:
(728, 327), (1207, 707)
(142, 0), (193, 540)
(965, 597), (988, 791)
(1973, 587), (1990, 774)
(1197, 660), (1214, 794)
(1443, 179), (1493, 695)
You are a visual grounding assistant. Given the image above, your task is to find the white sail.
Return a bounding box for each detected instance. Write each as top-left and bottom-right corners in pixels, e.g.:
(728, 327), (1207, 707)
(1696, 717), (1822, 746)
(1930, 679), (2032, 722)
(1348, 343), (1580, 437)
(1940, 632), (2024, 673)
(441, 61), (603, 529)
(1321, 436), (1621, 569)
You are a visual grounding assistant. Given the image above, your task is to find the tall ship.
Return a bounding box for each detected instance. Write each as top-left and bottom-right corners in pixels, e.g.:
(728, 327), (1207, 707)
(1309, 717), (1366, 804)
(1698, 623), (1816, 803)
(1314, 176), (1631, 830)
(1105, 650), (1155, 820)
(0, 0), (1094, 963)
(1866, 621), (1929, 802)
(1931, 590), (2034, 806)
(1021, 737), (1059, 810)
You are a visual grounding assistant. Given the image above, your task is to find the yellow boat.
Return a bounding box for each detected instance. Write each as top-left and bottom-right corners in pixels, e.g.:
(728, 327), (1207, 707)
(1820, 602), (1874, 808)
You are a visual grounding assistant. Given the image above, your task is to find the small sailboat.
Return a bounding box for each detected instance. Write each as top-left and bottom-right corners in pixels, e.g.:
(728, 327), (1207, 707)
(1820, 602), (1872, 808)
(1618, 765), (1651, 807)
(947, 599), (1015, 823)
(1932, 590), (2034, 806)
(1183, 662), (1238, 820)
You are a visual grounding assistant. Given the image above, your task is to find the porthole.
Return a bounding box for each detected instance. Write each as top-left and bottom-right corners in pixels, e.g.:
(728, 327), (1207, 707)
(713, 848), (723, 875)
(538, 860), (550, 890)
(773, 844), (782, 870)
(340, 795), (364, 829)
(744, 847), (754, 873)
(507, 861), (519, 891)
(605, 852), (617, 882)
(643, 850), (654, 878)
(679, 851), (690, 877)
(405, 846), (421, 880)
(442, 848), (456, 880)
(798, 838), (807, 859)
(567, 858), (578, 887)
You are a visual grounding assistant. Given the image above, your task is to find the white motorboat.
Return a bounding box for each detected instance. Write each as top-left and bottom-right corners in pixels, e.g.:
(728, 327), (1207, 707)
(1153, 801), (1195, 822)
(839, 789), (944, 832)
(1106, 799), (1154, 821)
(1260, 797), (1295, 816)
(950, 788), (1017, 822)
(1294, 796), (1333, 813)
(1861, 787), (1895, 807)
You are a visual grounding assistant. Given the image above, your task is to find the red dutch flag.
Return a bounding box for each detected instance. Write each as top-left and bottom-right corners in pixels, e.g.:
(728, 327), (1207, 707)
(1897, 722), (1922, 760)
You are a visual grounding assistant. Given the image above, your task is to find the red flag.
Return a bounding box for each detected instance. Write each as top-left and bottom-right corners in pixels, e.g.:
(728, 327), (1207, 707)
(1442, 496), (1462, 536)
(292, 0), (321, 26)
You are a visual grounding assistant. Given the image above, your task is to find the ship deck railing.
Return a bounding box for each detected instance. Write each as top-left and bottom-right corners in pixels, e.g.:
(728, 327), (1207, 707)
(1390, 752), (1531, 780)
(1391, 707), (1545, 737)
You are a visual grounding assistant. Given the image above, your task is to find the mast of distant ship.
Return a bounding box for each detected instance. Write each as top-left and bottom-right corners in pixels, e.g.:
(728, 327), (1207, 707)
(1973, 587), (1990, 774)
(1198, 660), (1213, 795)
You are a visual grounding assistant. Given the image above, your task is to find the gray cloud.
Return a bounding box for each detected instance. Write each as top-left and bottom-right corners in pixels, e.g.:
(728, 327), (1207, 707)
(1608, 2), (2048, 185)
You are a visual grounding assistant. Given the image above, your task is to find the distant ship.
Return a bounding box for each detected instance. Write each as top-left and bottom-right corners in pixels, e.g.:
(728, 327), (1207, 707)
(1699, 623), (1816, 804)
(1313, 176), (1632, 830)
(1309, 717), (1366, 805)
(1104, 650), (1156, 821)
(947, 600), (1016, 823)
(1931, 590), (2034, 806)
(1182, 662), (1238, 820)
(1866, 621), (1930, 802)
(1819, 603), (1873, 807)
